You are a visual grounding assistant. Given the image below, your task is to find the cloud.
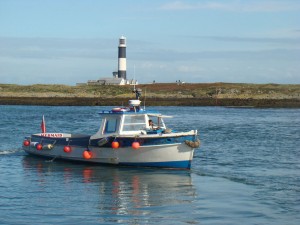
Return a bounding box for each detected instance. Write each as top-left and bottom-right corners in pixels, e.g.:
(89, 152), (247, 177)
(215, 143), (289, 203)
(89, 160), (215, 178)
(1, 36), (299, 84)
(133, 48), (300, 62)
(0, 37), (116, 60)
(159, 1), (228, 11)
(1, 36), (299, 65)
(159, 0), (300, 12)
(196, 36), (300, 45)
(0, 37), (119, 84)
(177, 65), (206, 73)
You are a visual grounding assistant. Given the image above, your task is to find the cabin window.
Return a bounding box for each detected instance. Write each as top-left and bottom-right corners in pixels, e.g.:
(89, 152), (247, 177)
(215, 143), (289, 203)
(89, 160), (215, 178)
(148, 116), (166, 129)
(122, 115), (146, 131)
(104, 119), (118, 133)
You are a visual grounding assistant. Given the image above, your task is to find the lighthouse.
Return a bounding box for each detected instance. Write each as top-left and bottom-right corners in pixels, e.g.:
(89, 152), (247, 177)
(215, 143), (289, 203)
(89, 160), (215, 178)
(82, 36), (138, 86)
(118, 36), (126, 79)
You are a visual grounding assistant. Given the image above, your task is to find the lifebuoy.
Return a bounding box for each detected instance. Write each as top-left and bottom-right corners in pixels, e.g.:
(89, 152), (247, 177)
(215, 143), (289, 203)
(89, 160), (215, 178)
(112, 107), (129, 112)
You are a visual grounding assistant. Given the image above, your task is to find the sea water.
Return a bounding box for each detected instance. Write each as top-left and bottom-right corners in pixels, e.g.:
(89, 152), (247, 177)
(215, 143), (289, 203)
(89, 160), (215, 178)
(0, 105), (299, 225)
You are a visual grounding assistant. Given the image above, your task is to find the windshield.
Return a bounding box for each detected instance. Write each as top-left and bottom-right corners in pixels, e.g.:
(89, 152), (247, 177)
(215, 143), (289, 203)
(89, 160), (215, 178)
(122, 115), (146, 131)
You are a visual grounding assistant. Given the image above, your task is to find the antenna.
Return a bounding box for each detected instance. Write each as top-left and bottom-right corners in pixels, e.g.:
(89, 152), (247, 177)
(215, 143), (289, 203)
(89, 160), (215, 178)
(133, 64), (136, 90)
(143, 88), (146, 110)
(132, 65), (142, 100)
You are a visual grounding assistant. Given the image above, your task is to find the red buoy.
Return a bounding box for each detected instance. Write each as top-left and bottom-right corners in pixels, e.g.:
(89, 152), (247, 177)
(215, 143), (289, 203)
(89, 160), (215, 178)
(36, 144), (43, 151)
(83, 150), (92, 159)
(132, 141), (140, 150)
(23, 140), (30, 147)
(111, 141), (120, 149)
(63, 146), (72, 153)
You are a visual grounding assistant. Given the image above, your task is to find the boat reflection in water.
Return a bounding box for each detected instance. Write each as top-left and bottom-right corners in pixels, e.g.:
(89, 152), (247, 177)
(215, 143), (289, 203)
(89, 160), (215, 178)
(22, 156), (197, 223)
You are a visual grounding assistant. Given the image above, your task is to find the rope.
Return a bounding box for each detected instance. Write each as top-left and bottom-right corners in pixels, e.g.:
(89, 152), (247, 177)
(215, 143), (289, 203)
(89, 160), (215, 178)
(185, 138), (201, 148)
(45, 155), (59, 163)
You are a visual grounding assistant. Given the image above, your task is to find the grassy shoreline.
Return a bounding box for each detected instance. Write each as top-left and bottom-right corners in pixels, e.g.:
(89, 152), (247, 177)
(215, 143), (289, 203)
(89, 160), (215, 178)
(1, 83), (299, 107)
(0, 96), (299, 107)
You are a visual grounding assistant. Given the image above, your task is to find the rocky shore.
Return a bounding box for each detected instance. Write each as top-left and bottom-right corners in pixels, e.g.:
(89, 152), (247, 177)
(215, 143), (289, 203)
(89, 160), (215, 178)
(1, 83), (299, 107)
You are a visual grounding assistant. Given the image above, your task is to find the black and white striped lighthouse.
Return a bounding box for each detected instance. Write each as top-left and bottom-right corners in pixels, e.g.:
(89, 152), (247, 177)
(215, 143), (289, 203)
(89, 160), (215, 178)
(118, 36), (126, 79)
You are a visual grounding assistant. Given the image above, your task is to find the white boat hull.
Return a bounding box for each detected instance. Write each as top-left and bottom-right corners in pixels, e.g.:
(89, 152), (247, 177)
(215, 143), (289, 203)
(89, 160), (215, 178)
(23, 142), (194, 169)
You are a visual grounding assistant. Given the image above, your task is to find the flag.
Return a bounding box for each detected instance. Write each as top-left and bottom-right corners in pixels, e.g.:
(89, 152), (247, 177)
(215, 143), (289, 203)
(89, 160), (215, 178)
(41, 115), (46, 133)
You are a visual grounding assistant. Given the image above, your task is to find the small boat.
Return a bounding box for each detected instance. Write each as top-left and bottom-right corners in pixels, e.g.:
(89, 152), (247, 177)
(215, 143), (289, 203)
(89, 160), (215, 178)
(22, 90), (200, 169)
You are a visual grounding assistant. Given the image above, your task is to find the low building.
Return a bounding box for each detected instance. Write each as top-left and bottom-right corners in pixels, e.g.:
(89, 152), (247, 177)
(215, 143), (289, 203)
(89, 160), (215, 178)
(87, 77), (138, 85)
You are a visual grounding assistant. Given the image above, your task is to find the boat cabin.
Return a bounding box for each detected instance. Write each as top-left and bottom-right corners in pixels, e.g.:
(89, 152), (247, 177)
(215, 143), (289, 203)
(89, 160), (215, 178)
(90, 99), (173, 140)
(90, 111), (173, 140)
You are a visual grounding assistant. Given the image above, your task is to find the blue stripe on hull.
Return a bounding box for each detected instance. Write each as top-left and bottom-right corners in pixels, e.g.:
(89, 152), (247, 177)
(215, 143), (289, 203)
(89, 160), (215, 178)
(119, 160), (192, 170)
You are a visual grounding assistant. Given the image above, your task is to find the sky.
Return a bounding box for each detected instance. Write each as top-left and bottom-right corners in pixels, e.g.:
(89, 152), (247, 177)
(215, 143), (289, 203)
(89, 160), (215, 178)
(0, 0), (299, 85)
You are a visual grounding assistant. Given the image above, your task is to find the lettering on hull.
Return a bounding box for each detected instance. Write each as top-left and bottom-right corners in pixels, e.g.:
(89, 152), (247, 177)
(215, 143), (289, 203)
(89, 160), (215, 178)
(38, 133), (64, 138)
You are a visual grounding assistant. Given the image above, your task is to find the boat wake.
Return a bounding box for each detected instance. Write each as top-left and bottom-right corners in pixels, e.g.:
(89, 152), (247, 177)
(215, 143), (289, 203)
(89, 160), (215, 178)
(0, 148), (23, 155)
